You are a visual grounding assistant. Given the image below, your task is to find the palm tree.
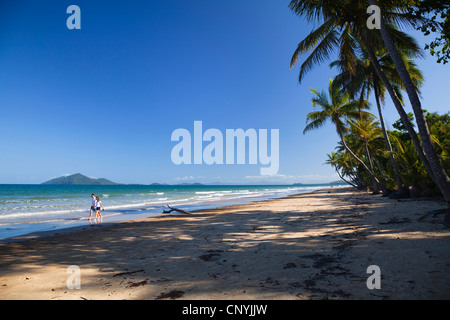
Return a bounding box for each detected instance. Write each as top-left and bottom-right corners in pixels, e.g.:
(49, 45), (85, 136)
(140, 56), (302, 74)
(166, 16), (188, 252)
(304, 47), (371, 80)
(347, 112), (392, 193)
(288, 1), (427, 181)
(362, 39), (437, 186)
(389, 112), (450, 197)
(289, 0), (421, 84)
(325, 152), (359, 188)
(333, 140), (370, 189)
(288, 0), (450, 221)
(331, 47), (424, 195)
(304, 79), (384, 190)
(369, 0), (450, 222)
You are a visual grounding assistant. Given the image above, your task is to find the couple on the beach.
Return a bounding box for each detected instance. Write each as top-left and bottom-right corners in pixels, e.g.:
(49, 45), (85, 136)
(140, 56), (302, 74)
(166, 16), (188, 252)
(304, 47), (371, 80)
(89, 194), (105, 224)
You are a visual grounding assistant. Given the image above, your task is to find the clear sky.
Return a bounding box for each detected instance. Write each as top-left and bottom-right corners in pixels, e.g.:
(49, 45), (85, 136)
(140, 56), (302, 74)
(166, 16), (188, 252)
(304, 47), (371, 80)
(0, 0), (448, 185)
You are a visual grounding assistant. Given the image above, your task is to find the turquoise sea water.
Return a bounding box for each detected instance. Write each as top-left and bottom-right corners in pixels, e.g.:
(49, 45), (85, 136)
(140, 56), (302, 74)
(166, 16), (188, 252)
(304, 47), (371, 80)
(0, 184), (334, 240)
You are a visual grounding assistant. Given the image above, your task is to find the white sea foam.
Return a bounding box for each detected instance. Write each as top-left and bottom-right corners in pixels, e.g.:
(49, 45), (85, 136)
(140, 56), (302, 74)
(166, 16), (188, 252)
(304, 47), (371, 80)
(0, 184), (336, 239)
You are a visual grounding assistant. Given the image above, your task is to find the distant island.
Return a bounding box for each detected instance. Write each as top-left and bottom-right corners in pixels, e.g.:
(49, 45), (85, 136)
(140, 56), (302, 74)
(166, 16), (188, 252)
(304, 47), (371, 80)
(41, 174), (347, 186)
(41, 174), (206, 186)
(328, 180), (347, 185)
(42, 173), (120, 185)
(179, 183), (204, 186)
(293, 180), (347, 186)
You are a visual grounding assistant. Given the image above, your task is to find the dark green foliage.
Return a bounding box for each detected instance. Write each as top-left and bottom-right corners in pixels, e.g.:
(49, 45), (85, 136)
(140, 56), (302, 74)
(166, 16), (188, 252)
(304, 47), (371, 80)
(408, 0), (450, 64)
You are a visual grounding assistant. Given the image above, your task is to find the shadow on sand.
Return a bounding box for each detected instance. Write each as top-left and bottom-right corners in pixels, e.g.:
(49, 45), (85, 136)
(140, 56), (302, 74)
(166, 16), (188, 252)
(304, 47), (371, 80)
(0, 187), (449, 300)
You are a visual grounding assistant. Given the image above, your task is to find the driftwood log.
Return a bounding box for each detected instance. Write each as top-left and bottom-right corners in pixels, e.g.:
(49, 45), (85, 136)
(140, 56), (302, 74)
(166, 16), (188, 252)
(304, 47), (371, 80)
(162, 204), (191, 215)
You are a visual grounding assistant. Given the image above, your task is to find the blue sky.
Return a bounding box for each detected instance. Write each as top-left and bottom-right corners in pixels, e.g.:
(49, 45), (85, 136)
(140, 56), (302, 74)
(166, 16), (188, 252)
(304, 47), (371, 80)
(0, 0), (448, 185)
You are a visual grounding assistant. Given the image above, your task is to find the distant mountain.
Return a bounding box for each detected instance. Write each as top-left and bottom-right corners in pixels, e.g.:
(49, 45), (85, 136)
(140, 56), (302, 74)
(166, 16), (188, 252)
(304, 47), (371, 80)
(178, 182), (204, 186)
(42, 173), (120, 185)
(293, 180), (347, 186)
(328, 180), (347, 185)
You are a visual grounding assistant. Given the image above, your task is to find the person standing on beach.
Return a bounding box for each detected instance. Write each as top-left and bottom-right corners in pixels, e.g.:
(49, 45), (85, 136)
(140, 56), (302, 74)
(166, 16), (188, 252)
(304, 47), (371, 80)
(88, 194), (96, 224)
(95, 196), (104, 223)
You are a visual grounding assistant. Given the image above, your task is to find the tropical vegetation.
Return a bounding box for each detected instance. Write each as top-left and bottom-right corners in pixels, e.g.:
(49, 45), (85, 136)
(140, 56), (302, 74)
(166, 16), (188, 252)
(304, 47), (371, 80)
(288, 0), (450, 224)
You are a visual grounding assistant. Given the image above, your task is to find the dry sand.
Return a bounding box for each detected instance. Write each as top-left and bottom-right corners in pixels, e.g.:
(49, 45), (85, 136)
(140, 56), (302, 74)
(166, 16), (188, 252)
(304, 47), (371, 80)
(0, 187), (449, 300)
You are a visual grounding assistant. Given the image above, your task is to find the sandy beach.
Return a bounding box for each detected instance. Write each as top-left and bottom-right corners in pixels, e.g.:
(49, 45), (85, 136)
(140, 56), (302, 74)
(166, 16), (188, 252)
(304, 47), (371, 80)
(0, 187), (449, 300)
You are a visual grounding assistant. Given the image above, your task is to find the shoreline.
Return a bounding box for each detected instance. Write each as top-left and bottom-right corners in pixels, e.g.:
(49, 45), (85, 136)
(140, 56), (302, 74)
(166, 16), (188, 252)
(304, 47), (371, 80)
(1, 187), (449, 299)
(0, 186), (338, 244)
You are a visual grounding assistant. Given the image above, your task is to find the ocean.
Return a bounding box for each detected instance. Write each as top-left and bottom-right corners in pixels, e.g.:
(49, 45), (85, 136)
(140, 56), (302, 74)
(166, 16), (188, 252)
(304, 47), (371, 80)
(0, 184), (335, 240)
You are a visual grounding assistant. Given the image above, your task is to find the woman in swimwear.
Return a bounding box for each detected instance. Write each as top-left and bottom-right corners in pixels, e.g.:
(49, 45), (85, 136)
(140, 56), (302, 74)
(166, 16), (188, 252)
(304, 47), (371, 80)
(95, 196), (104, 223)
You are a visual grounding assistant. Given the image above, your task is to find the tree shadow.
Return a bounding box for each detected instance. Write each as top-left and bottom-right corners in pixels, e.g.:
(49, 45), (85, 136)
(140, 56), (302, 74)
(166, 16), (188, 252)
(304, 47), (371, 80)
(0, 188), (449, 300)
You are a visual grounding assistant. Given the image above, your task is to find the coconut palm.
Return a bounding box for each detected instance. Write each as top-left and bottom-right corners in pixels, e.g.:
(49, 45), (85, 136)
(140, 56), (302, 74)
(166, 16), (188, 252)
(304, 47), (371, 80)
(368, 0), (450, 222)
(304, 79), (383, 190)
(288, 1), (428, 180)
(289, 0), (422, 83)
(347, 112), (393, 193)
(325, 152), (359, 188)
(289, 0), (450, 222)
(331, 47), (424, 195)
(362, 39), (436, 186)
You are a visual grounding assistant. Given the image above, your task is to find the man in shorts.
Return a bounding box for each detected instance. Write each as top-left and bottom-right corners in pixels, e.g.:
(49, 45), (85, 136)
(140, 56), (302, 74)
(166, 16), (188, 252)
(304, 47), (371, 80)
(88, 193), (96, 224)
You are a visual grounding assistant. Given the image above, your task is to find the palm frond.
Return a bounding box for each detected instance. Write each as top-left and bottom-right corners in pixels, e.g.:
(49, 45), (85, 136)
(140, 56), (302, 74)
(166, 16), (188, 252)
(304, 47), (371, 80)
(290, 19), (336, 68)
(303, 116), (328, 134)
(338, 24), (358, 75)
(310, 88), (330, 109)
(296, 29), (340, 83)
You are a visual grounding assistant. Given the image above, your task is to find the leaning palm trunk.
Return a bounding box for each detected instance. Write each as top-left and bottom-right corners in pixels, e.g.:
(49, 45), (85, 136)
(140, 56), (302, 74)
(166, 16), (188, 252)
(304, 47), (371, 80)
(375, 159), (388, 182)
(335, 166), (359, 189)
(370, 0), (450, 223)
(363, 42), (435, 181)
(338, 131), (382, 189)
(364, 138), (381, 193)
(374, 83), (405, 194)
